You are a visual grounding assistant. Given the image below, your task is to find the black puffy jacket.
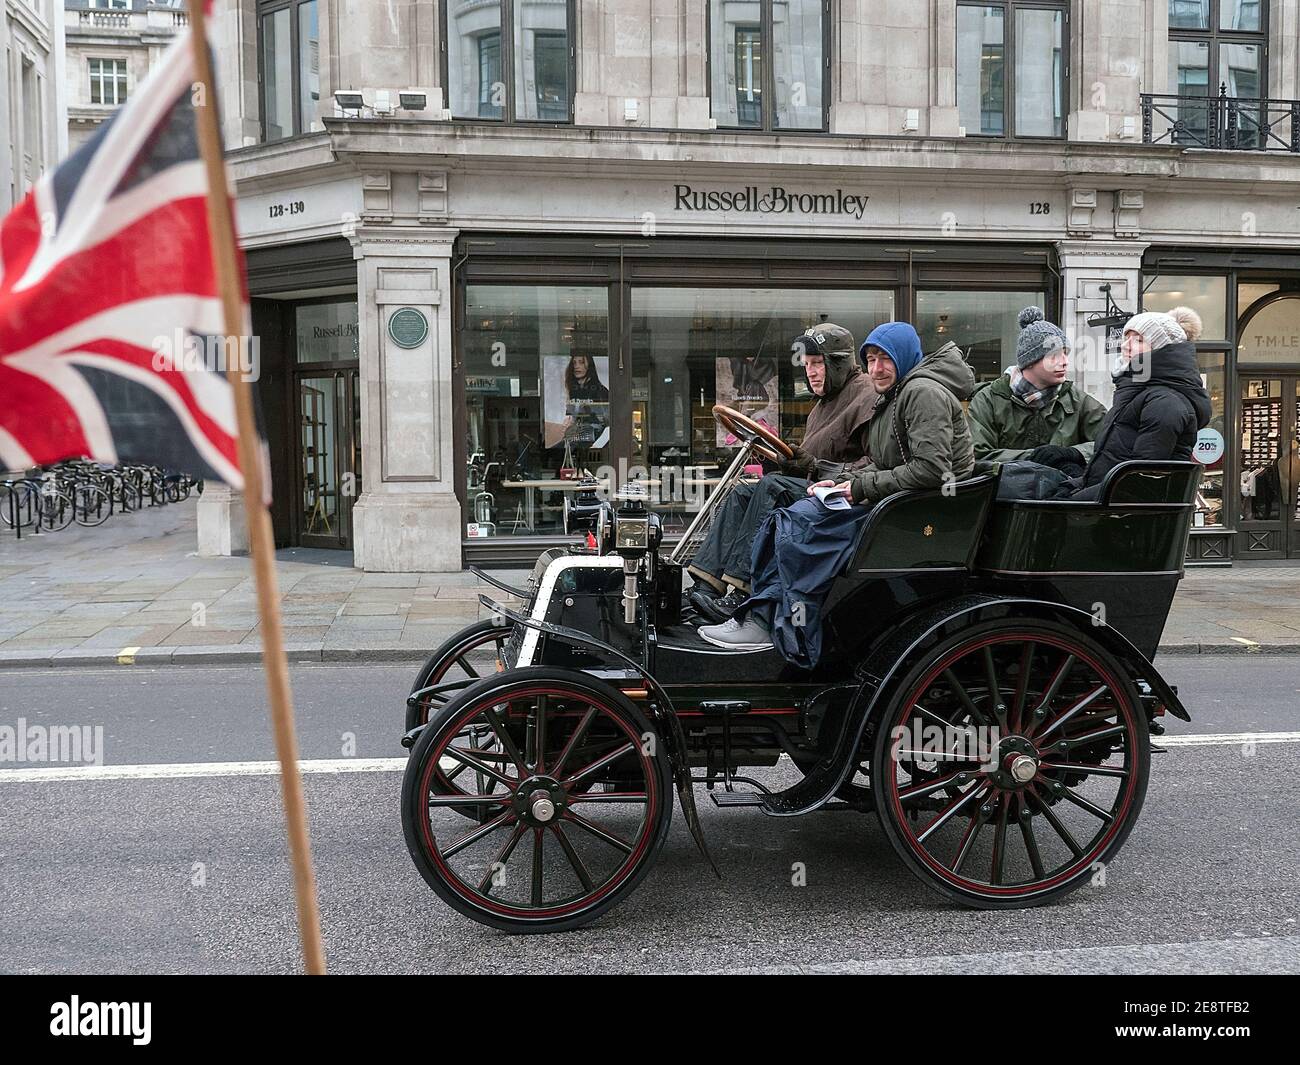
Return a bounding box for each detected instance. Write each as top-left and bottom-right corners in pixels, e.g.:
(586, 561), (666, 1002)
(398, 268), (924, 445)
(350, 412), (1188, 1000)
(1072, 340), (1212, 501)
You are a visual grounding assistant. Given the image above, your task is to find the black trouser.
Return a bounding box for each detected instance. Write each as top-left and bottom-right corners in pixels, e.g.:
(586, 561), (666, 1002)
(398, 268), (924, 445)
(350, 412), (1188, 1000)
(688, 474), (808, 593)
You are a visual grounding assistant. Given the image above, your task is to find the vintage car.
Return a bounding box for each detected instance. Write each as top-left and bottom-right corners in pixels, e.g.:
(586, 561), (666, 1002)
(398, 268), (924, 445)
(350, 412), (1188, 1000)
(399, 405), (1200, 933)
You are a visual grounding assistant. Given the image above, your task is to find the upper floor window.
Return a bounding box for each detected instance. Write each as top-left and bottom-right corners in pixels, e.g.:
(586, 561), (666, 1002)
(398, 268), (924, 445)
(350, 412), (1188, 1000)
(90, 1), (131, 9)
(709, 0), (828, 131)
(89, 58), (129, 106)
(258, 0), (319, 142)
(957, 1), (1067, 139)
(444, 0), (574, 123)
(1167, 1), (1266, 145)
(1168, 1), (1265, 97)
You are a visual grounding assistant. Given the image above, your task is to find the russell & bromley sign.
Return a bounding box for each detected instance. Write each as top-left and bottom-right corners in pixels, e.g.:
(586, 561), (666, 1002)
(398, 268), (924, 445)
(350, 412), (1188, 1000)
(673, 183), (869, 220)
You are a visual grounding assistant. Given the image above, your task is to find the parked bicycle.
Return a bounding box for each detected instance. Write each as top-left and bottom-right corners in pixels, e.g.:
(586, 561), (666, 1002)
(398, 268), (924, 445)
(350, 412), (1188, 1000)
(1, 459), (204, 538)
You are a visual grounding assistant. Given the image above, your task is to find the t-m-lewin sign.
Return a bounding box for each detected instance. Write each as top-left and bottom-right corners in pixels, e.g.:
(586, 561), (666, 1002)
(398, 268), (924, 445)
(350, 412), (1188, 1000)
(673, 183), (869, 220)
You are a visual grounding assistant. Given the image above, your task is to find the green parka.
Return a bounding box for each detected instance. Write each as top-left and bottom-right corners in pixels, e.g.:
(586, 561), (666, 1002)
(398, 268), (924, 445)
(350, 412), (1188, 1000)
(847, 342), (977, 505)
(966, 375), (1107, 464)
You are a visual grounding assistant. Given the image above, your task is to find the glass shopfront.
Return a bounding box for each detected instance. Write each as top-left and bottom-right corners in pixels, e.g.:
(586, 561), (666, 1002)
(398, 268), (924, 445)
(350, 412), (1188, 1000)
(456, 237), (1056, 562)
(292, 299), (361, 549)
(461, 285), (610, 537)
(1142, 255), (1300, 561)
(630, 287), (894, 530)
(916, 289), (1046, 382)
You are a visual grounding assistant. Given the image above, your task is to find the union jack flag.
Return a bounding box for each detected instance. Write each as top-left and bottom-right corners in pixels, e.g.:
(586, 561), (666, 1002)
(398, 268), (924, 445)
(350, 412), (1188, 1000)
(0, 10), (257, 491)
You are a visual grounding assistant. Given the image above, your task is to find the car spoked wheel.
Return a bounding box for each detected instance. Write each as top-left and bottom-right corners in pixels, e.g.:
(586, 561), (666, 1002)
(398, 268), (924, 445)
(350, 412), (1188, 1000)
(872, 619), (1149, 909)
(406, 620), (513, 733)
(402, 667), (673, 932)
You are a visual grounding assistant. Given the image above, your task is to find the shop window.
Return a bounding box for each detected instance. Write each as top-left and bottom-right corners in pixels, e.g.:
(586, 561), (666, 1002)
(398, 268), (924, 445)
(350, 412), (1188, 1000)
(258, 0), (319, 142)
(710, 0), (827, 132)
(915, 290), (1046, 382)
(445, 0), (573, 123)
(1237, 281), (1280, 322)
(1194, 351), (1226, 528)
(1166, 0), (1266, 148)
(295, 301), (359, 364)
(1142, 274), (1227, 340)
(1237, 295), (1300, 366)
(957, 2), (1065, 139)
(462, 285), (609, 538)
(629, 287), (893, 531)
(1138, 276), (1227, 340)
(89, 58), (128, 106)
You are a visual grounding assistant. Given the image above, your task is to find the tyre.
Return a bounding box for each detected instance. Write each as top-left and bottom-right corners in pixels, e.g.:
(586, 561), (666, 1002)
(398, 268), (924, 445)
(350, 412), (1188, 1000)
(73, 484), (112, 527)
(402, 667), (673, 933)
(405, 620), (513, 734)
(871, 618), (1150, 909)
(34, 489), (75, 531)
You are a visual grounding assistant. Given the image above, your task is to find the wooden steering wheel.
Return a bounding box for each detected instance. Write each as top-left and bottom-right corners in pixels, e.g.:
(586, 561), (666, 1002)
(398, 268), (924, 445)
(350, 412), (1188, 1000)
(712, 404), (794, 465)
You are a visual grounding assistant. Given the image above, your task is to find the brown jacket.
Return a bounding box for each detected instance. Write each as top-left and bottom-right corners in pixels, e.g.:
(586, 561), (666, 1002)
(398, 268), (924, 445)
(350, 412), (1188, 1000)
(784, 369), (878, 476)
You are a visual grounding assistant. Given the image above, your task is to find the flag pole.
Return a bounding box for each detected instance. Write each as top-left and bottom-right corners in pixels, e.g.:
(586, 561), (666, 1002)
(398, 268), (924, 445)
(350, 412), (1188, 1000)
(185, 0), (326, 975)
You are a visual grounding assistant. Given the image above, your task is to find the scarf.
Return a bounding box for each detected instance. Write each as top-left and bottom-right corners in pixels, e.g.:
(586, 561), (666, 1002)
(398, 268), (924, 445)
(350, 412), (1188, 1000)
(1009, 367), (1059, 411)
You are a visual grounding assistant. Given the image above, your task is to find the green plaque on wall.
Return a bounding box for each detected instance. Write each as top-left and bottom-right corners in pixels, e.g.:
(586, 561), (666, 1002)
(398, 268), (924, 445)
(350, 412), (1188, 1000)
(388, 307), (428, 349)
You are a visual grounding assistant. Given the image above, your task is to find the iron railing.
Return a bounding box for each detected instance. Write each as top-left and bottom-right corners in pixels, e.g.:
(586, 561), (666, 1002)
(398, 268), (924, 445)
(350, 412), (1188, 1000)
(1141, 84), (1300, 152)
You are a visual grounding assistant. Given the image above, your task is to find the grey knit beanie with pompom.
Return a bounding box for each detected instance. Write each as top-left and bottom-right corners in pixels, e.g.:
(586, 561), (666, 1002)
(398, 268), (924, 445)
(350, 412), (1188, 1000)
(1015, 306), (1068, 370)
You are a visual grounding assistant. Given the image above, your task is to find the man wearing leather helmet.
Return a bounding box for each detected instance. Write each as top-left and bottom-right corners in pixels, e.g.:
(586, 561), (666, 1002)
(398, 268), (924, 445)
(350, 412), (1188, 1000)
(688, 322), (877, 622)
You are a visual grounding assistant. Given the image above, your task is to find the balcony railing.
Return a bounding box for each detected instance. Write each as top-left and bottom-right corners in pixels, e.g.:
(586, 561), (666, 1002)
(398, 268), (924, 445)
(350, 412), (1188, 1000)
(78, 10), (130, 29)
(1141, 84), (1300, 152)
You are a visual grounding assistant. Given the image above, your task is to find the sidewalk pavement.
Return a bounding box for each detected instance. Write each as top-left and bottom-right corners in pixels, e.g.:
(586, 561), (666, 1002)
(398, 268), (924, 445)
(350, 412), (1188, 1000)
(0, 500), (1297, 670)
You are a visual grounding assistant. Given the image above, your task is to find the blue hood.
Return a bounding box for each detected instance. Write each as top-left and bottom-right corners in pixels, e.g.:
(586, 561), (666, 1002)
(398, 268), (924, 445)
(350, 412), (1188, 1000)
(860, 322), (923, 380)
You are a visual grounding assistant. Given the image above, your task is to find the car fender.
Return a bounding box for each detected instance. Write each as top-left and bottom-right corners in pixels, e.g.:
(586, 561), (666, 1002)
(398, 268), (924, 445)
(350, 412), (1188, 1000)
(773, 595), (1188, 817)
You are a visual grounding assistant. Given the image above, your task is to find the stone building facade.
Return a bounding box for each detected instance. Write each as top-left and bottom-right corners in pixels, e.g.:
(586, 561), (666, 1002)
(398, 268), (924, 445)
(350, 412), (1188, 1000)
(206, 2), (1300, 568)
(63, 0), (189, 154)
(2, 0), (66, 212)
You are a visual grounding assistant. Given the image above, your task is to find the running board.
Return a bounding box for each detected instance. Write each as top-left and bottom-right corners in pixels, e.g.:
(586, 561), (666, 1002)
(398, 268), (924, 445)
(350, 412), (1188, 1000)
(709, 790), (766, 808)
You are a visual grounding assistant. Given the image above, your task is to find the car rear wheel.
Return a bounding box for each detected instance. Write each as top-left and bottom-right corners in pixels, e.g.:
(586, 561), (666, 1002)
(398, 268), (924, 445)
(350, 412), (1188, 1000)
(871, 618), (1150, 909)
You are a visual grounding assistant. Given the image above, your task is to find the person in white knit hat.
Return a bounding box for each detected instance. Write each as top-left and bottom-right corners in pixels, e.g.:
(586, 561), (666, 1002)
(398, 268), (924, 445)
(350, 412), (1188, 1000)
(1066, 306), (1212, 501)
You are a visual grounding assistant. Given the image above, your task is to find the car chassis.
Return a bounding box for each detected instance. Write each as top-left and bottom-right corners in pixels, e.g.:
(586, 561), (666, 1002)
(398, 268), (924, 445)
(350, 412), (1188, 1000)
(399, 408), (1200, 933)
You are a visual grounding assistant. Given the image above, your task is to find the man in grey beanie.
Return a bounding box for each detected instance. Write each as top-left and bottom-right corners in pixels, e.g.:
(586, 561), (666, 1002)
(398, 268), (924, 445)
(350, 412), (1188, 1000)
(967, 306), (1107, 466)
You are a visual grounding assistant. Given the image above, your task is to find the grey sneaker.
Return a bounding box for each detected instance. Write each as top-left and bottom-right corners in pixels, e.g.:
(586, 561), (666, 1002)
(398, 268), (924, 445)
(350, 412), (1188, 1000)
(698, 614), (772, 651)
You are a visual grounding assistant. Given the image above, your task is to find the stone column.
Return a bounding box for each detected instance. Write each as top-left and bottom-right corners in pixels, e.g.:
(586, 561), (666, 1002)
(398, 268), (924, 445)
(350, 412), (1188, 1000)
(196, 484), (250, 556)
(347, 223), (462, 572)
(1056, 238), (1149, 407)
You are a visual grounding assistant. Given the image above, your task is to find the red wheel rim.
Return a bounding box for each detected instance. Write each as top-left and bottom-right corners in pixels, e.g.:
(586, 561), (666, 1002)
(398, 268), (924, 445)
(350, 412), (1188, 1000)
(882, 632), (1142, 899)
(417, 685), (661, 921)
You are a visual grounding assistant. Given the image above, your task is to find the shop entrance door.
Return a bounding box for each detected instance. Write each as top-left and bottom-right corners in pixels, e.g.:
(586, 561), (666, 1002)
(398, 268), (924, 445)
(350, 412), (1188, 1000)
(296, 369), (362, 549)
(1235, 375), (1300, 560)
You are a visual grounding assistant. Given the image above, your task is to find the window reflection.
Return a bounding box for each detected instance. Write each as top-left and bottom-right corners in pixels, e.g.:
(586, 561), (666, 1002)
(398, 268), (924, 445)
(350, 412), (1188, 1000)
(298, 1), (319, 132)
(915, 290), (1045, 382)
(448, 0), (505, 119)
(1194, 351), (1225, 528)
(1014, 7), (1063, 137)
(513, 0), (570, 121)
(1168, 0), (1209, 30)
(774, 0), (824, 130)
(957, 5), (1005, 136)
(630, 288), (893, 531)
(1142, 275), (1227, 340)
(261, 8), (292, 140)
(1220, 0), (1261, 32)
(462, 286), (609, 537)
(710, 0), (825, 130)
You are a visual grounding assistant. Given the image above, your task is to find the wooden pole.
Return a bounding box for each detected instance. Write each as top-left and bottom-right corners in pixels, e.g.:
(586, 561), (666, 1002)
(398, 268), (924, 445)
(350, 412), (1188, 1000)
(185, 0), (326, 975)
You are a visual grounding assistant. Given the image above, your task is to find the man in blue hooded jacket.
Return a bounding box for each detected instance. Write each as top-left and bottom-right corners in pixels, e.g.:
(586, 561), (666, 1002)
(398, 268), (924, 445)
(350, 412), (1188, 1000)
(698, 323), (976, 659)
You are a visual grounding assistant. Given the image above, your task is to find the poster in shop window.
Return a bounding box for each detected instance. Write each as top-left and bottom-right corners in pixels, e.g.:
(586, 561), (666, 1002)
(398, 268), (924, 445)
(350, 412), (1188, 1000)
(715, 352), (780, 447)
(542, 354), (611, 450)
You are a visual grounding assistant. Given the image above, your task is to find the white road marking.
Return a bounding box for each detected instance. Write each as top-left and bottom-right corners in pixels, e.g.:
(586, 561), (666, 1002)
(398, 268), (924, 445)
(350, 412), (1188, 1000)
(1159, 730), (1300, 746)
(0, 731), (1296, 784)
(0, 757), (407, 783)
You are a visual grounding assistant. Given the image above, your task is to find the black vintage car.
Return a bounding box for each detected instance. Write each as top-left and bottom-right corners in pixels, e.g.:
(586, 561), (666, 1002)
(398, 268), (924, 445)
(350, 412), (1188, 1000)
(399, 406), (1200, 933)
